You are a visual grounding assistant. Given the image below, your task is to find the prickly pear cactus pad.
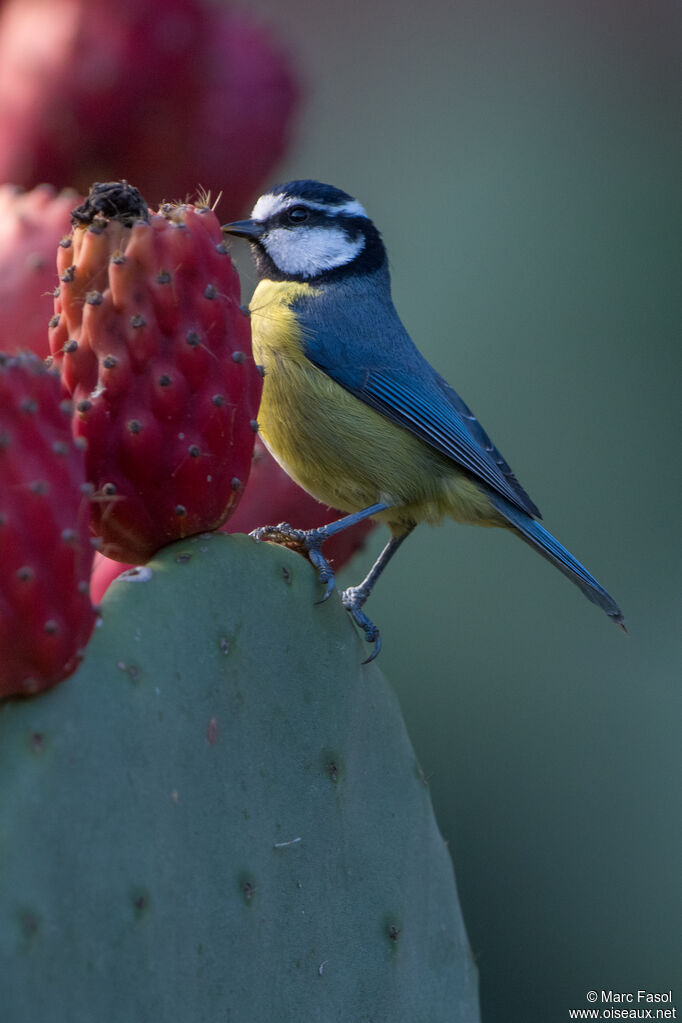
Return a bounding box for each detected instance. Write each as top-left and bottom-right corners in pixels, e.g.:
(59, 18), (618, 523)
(0, 534), (479, 1022)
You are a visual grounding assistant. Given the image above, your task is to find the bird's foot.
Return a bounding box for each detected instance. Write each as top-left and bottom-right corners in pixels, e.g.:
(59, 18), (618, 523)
(341, 584), (382, 663)
(250, 522), (336, 601)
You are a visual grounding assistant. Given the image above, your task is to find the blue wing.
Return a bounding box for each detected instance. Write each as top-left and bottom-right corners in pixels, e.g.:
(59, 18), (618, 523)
(295, 284), (540, 517)
(356, 369), (542, 517)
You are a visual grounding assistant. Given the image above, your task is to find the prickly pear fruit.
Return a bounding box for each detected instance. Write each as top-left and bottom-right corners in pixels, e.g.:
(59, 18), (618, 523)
(0, 534), (480, 1021)
(49, 182), (262, 564)
(88, 551), (130, 605)
(0, 0), (299, 214)
(0, 351), (95, 697)
(0, 184), (78, 359)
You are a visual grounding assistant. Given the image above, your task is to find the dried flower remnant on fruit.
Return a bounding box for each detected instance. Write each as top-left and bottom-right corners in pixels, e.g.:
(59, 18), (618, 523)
(70, 181), (150, 229)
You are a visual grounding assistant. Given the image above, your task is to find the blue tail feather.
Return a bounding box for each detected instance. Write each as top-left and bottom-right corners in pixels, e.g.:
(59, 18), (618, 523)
(488, 493), (625, 628)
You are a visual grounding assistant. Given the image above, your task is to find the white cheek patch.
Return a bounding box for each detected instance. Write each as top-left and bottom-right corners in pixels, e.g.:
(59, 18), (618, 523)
(251, 193), (368, 221)
(263, 226), (366, 276)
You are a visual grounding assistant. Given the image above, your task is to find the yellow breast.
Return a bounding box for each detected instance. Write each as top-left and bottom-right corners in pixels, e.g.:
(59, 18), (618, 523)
(248, 278), (502, 531)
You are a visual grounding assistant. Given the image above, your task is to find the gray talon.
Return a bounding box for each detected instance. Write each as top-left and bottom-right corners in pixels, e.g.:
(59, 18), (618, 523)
(341, 585), (382, 661)
(309, 546), (336, 603)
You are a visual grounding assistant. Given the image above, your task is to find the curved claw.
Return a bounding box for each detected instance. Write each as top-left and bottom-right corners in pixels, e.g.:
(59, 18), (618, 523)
(341, 585), (382, 662)
(361, 631), (382, 665)
(314, 572), (336, 605)
(308, 545), (336, 603)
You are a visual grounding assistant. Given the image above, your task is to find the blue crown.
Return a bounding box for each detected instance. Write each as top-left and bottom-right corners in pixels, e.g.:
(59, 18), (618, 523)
(270, 180), (356, 207)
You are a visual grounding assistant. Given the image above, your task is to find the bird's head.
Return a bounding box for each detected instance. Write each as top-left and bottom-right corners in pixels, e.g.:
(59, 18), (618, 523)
(222, 180), (387, 283)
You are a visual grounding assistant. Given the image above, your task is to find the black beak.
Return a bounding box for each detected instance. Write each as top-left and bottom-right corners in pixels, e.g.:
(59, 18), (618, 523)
(221, 218), (265, 241)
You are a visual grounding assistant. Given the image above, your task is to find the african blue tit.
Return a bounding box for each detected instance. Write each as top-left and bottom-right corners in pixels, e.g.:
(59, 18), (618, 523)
(223, 180), (624, 660)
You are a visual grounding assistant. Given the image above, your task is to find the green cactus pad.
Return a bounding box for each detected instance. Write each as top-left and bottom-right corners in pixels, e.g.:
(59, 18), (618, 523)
(0, 533), (479, 1021)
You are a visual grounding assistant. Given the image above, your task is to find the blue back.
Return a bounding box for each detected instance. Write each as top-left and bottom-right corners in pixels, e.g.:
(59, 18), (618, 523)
(291, 267), (541, 519)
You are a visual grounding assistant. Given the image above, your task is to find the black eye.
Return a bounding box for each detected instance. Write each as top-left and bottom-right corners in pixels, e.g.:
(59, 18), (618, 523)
(286, 205), (309, 224)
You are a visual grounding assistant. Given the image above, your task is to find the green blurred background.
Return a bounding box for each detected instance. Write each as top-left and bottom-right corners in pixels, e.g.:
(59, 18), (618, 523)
(236, 0), (681, 1019)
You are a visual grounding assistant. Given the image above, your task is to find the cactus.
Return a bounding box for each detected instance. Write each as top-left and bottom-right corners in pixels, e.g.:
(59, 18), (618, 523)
(0, 533), (480, 1021)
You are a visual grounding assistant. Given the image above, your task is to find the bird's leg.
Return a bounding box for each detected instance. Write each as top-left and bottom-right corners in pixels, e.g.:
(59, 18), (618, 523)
(341, 525), (415, 663)
(250, 502), (390, 602)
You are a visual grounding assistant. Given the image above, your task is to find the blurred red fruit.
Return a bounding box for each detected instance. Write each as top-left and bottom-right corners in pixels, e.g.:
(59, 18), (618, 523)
(0, 184), (79, 359)
(0, 0), (299, 215)
(89, 551), (132, 605)
(191, 8), (301, 215)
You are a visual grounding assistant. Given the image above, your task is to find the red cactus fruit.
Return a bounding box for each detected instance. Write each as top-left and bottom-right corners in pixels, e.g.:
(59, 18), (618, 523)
(49, 182), (262, 564)
(89, 552), (132, 605)
(0, 0), (299, 215)
(0, 184), (79, 359)
(90, 439), (376, 604)
(0, 351), (96, 698)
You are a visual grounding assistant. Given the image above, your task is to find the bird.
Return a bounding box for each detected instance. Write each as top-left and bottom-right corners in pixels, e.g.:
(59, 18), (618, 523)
(222, 179), (625, 660)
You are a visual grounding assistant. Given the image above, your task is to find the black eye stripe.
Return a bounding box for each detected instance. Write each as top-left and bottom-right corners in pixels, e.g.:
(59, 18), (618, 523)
(286, 204), (309, 223)
(269, 207), (366, 233)
(271, 207), (323, 229)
